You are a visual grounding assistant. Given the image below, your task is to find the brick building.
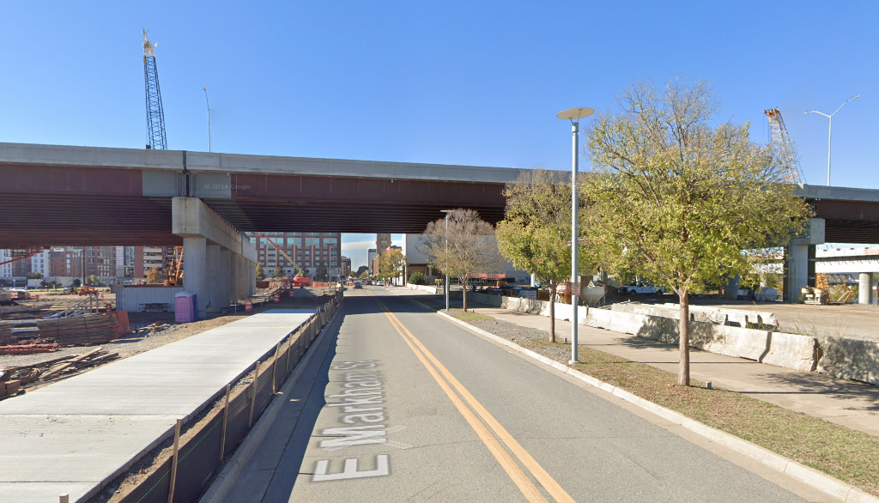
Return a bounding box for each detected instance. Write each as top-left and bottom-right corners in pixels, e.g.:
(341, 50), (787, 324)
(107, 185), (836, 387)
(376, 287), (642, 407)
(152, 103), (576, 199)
(247, 232), (341, 281)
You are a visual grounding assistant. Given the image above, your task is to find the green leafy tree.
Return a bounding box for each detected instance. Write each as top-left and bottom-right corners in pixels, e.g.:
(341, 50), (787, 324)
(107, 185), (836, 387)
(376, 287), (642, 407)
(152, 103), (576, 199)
(379, 249), (406, 286)
(421, 209), (505, 311)
(582, 78), (812, 386)
(497, 169), (591, 342)
(255, 262), (266, 281)
(272, 267), (286, 279)
(408, 272), (426, 285)
(355, 265), (369, 277)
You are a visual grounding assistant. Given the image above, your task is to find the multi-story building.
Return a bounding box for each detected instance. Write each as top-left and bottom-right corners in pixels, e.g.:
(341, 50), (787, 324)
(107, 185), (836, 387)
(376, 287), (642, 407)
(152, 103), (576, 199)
(376, 234), (391, 252)
(340, 256), (352, 278)
(30, 250), (50, 278)
(142, 246), (164, 274)
(0, 249), (13, 283)
(115, 246), (137, 280)
(48, 247), (116, 283)
(247, 232), (342, 281)
(367, 249), (377, 275)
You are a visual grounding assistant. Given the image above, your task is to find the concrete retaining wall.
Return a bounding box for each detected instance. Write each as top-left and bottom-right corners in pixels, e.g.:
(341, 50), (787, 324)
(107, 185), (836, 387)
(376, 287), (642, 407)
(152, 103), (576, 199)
(818, 337), (879, 386)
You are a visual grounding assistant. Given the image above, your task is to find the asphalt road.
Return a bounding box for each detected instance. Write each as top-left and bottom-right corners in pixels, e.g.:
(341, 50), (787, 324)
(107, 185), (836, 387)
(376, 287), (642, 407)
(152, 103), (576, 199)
(218, 286), (811, 503)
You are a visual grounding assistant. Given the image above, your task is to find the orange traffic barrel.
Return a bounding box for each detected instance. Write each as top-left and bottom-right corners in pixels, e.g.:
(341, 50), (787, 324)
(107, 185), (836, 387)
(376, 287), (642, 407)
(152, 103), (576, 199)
(245, 298), (253, 313)
(289, 289), (295, 298)
(273, 292), (280, 303)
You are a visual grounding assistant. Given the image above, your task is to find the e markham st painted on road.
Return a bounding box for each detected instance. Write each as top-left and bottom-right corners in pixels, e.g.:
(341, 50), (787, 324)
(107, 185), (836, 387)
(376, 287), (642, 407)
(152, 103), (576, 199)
(313, 359), (409, 482)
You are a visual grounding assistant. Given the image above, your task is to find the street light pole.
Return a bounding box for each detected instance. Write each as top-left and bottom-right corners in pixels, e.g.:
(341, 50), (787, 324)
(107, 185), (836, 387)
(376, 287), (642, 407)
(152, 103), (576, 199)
(441, 210), (451, 311)
(202, 87), (212, 152)
(805, 95), (859, 186)
(557, 107), (594, 365)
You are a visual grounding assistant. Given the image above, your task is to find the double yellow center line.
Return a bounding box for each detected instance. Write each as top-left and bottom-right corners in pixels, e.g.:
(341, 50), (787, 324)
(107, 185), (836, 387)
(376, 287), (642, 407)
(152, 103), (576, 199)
(370, 293), (574, 503)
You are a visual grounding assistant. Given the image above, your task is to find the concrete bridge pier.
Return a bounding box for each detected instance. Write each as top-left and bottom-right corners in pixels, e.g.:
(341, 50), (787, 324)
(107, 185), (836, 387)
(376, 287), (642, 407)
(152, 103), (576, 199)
(173, 197), (257, 317)
(860, 272), (875, 305)
(784, 218), (825, 303)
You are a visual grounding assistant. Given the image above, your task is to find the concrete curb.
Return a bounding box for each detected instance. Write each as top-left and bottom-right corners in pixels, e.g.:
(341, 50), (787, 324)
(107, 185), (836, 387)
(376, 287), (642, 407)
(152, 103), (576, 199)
(200, 306), (344, 503)
(436, 310), (879, 503)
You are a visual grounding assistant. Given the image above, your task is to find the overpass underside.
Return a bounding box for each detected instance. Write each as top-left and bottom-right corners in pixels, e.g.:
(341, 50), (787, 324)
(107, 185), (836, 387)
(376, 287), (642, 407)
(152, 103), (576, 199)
(0, 164), (507, 247)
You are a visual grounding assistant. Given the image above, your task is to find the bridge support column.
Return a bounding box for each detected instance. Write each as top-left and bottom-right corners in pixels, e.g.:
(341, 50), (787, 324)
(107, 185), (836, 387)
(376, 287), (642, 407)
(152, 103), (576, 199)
(173, 197), (257, 318)
(860, 272), (874, 305)
(784, 218), (825, 303)
(182, 237), (207, 316)
(784, 245), (814, 302)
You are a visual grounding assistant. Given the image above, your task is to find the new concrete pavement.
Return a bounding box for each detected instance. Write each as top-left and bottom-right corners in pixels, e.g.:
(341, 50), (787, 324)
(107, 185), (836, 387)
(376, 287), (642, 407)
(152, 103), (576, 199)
(0, 309), (314, 503)
(216, 288), (816, 503)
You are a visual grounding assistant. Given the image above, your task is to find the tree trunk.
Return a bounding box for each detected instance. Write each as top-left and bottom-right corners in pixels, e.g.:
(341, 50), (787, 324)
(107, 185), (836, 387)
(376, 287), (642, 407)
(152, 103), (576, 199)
(549, 284), (556, 343)
(678, 290), (690, 386)
(462, 278), (468, 312)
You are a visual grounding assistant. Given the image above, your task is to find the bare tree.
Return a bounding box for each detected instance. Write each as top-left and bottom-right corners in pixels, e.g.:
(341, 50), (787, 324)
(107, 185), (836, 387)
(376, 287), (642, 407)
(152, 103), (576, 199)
(421, 209), (505, 311)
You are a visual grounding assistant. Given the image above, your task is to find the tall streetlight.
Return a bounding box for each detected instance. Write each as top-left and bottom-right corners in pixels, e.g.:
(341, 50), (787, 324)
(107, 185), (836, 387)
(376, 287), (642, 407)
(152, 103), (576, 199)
(557, 107), (594, 365)
(202, 87), (212, 152)
(805, 95), (859, 186)
(441, 209), (452, 311)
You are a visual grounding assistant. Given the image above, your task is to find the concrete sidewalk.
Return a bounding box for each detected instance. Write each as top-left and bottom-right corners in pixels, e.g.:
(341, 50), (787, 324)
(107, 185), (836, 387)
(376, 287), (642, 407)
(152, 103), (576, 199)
(0, 309), (314, 503)
(463, 304), (879, 438)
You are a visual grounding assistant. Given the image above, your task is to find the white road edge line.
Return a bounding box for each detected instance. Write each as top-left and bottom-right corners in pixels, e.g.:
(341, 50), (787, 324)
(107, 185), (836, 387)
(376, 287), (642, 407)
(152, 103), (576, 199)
(434, 310), (879, 503)
(200, 307), (345, 503)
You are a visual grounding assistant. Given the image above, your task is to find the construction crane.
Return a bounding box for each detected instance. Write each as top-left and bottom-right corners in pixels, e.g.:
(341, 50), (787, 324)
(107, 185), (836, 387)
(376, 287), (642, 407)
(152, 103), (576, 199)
(252, 233), (312, 288)
(143, 29), (167, 150)
(164, 246), (184, 286)
(0, 248), (44, 267)
(764, 108), (806, 185)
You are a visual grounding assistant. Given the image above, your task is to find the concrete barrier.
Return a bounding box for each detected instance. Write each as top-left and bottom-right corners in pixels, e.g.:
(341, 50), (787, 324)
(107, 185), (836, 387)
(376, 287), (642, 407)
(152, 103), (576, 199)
(660, 303), (777, 327)
(689, 323), (770, 361)
(762, 332), (818, 372)
(588, 308), (818, 372)
(818, 337), (879, 386)
(457, 291), (820, 374)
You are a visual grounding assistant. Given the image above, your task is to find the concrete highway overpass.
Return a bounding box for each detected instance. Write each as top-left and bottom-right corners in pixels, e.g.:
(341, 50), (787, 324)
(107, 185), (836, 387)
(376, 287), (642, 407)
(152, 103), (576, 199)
(2, 142), (879, 307)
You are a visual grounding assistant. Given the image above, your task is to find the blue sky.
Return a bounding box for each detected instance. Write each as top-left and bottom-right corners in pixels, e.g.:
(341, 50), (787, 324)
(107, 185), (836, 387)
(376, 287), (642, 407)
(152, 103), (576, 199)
(1, 1), (877, 267)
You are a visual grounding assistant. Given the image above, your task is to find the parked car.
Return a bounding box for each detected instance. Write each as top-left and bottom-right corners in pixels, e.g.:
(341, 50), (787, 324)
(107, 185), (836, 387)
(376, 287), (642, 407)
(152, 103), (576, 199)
(618, 283), (665, 295)
(353, 282), (362, 289)
(375, 280), (384, 286)
(736, 287), (756, 300)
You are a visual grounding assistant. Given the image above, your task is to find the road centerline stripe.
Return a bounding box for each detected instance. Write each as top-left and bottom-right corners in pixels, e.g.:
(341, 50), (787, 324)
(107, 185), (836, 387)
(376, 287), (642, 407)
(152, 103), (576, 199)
(371, 292), (574, 502)
(369, 293), (547, 502)
(384, 307), (576, 503)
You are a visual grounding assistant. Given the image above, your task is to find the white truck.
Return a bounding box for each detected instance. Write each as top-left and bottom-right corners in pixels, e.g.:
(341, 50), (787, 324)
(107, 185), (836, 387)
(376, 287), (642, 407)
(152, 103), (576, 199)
(618, 283), (665, 295)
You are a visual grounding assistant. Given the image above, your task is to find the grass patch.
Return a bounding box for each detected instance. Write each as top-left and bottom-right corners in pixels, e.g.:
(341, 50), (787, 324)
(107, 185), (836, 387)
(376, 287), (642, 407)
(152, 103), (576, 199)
(446, 308), (493, 322)
(502, 333), (879, 496)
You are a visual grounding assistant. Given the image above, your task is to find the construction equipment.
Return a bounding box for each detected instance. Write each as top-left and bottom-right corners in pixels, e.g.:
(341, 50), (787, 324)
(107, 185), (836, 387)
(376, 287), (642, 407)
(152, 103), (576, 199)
(143, 29), (167, 150)
(164, 246), (184, 286)
(764, 108), (806, 185)
(252, 233), (311, 287)
(801, 287), (828, 305)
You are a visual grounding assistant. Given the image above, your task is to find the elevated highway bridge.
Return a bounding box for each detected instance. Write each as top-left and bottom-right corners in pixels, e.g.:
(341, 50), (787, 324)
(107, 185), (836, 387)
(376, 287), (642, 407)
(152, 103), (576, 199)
(2, 142), (878, 307)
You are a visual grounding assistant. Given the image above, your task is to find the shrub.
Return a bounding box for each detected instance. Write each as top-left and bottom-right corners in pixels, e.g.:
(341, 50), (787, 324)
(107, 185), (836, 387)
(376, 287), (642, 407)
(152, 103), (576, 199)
(409, 272), (426, 285)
